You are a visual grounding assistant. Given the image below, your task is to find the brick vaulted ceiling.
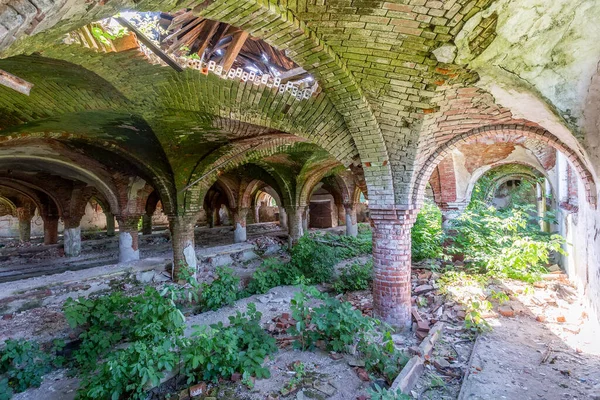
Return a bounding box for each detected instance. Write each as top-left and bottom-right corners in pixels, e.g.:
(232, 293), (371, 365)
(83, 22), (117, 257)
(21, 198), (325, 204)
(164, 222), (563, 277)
(0, 0), (597, 213)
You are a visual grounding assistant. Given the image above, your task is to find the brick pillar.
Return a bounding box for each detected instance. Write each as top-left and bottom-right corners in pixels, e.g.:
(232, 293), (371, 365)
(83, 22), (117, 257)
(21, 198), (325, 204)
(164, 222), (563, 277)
(285, 206), (305, 244)
(253, 206), (260, 224)
(344, 203), (358, 237)
(142, 214), (152, 235)
(105, 212), (116, 236)
(370, 208), (417, 330)
(232, 207), (249, 243)
(337, 204), (346, 227)
(63, 218), (82, 257)
(43, 215), (59, 245)
(168, 213), (197, 281)
(117, 215), (141, 263)
(278, 207), (288, 231)
(16, 207), (32, 242)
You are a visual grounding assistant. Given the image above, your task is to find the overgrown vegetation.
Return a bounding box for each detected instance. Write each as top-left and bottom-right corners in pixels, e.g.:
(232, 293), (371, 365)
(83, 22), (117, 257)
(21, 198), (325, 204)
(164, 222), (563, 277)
(244, 230), (373, 296)
(60, 287), (274, 400)
(288, 287), (408, 384)
(333, 259), (373, 293)
(413, 179), (565, 283)
(411, 200), (444, 261)
(0, 339), (65, 400)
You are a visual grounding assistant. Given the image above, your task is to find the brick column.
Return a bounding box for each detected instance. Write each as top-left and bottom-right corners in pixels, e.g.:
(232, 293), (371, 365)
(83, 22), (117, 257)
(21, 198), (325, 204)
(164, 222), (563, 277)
(141, 214), (152, 235)
(116, 215), (141, 263)
(232, 207), (249, 243)
(278, 207), (288, 231)
(370, 208), (417, 330)
(16, 207), (32, 243)
(285, 206), (305, 244)
(43, 215), (59, 245)
(105, 212), (116, 236)
(168, 213), (198, 281)
(344, 203), (358, 237)
(63, 217), (82, 257)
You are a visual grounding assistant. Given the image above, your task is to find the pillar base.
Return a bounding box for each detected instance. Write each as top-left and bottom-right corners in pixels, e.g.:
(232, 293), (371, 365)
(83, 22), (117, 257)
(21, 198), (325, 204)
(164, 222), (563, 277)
(64, 227), (81, 257)
(285, 206), (305, 244)
(117, 216), (141, 264)
(345, 204), (358, 237)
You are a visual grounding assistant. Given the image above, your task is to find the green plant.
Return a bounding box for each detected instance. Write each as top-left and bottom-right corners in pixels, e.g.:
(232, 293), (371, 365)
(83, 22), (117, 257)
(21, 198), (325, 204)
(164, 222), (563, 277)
(367, 384), (411, 400)
(161, 263), (200, 304)
(181, 303), (277, 384)
(447, 202), (565, 282)
(288, 288), (407, 383)
(490, 290), (509, 304)
(290, 236), (337, 283)
(464, 299), (492, 333)
(0, 339), (62, 396)
(412, 200), (444, 261)
(244, 258), (303, 295)
(63, 287), (186, 399)
(200, 267), (240, 311)
(333, 259), (373, 293)
(284, 361), (306, 391)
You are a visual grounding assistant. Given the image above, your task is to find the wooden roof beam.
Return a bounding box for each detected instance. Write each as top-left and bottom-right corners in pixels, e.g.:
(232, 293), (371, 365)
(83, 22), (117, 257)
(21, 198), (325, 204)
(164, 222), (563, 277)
(0, 70), (33, 95)
(221, 30), (249, 71)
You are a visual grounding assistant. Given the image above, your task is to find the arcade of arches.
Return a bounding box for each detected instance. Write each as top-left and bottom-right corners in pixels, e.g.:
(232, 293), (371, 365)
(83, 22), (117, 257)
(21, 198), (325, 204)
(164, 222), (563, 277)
(0, 0), (599, 332)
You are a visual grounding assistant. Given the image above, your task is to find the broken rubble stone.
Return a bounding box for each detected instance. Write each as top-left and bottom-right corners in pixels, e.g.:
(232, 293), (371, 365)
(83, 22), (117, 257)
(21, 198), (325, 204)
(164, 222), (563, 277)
(348, 358), (365, 367)
(556, 315), (566, 323)
(414, 284), (434, 295)
(433, 357), (451, 369)
(329, 352), (344, 360)
(536, 315), (546, 322)
(417, 321), (430, 332)
(313, 382), (337, 396)
(189, 382), (207, 397)
(390, 355), (424, 394)
(355, 367), (370, 381)
(498, 305), (515, 317)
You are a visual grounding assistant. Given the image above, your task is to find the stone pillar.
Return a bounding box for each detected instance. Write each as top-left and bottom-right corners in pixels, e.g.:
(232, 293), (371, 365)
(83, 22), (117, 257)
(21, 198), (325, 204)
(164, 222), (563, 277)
(63, 218), (82, 257)
(232, 207), (249, 243)
(117, 215), (141, 263)
(370, 208), (417, 330)
(168, 213), (197, 281)
(278, 207), (288, 231)
(16, 207), (32, 243)
(142, 214), (152, 235)
(285, 206), (305, 244)
(43, 216), (59, 245)
(302, 207), (309, 232)
(105, 212), (116, 236)
(344, 203), (358, 237)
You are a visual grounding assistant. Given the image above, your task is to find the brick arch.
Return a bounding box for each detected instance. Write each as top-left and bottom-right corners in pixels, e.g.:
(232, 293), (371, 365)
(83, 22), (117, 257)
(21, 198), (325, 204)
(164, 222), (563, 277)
(297, 161), (343, 208)
(465, 161), (548, 206)
(194, 0), (394, 206)
(181, 135), (306, 212)
(0, 196), (17, 217)
(0, 178), (61, 218)
(0, 131), (177, 215)
(412, 125), (597, 208)
(35, 46), (358, 169)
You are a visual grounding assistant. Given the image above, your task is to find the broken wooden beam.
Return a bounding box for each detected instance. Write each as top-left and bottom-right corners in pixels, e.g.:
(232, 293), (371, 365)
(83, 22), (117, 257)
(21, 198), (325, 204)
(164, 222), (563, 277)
(221, 30), (249, 71)
(115, 17), (183, 72)
(0, 70), (33, 96)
